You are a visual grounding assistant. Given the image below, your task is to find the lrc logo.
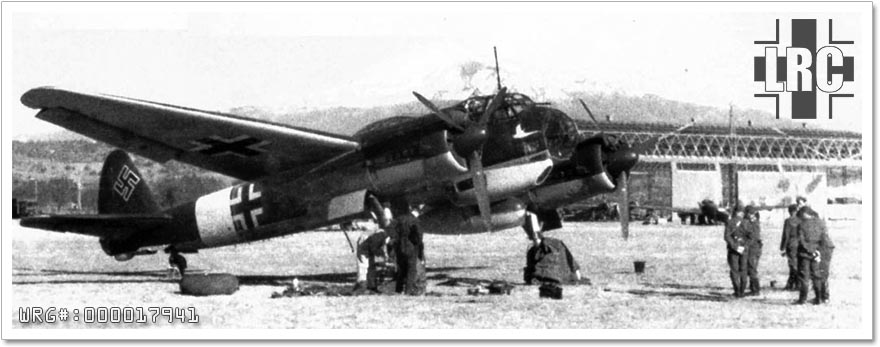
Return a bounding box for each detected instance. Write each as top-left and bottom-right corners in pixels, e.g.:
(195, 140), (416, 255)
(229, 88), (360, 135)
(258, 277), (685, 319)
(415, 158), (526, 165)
(754, 19), (854, 120)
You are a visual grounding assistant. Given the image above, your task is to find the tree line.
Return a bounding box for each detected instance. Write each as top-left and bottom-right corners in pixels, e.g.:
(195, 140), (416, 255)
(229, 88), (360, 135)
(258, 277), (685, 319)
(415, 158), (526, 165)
(12, 174), (229, 213)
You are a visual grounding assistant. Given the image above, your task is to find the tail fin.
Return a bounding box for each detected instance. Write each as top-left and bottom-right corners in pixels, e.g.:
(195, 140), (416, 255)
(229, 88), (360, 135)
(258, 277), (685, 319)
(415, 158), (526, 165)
(98, 150), (159, 214)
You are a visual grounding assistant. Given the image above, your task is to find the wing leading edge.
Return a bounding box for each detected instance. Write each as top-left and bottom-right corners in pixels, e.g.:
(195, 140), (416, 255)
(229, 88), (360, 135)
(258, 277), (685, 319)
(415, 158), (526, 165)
(21, 87), (360, 181)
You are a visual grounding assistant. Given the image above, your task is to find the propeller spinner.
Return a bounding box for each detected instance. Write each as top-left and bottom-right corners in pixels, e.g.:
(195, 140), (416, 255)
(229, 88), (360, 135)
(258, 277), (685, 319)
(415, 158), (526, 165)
(575, 99), (693, 239)
(413, 88), (508, 231)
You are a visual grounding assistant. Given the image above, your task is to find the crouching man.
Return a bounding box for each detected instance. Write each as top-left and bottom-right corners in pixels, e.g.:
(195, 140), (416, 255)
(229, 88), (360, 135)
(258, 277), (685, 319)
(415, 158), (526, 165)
(353, 229), (390, 293)
(522, 212), (582, 285)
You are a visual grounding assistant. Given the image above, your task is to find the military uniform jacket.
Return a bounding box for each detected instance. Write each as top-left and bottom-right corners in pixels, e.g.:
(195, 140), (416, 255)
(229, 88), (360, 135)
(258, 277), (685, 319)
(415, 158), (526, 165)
(357, 230), (388, 257)
(724, 217), (748, 252)
(797, 218), (832, 257)
(780, 216), (800, 252)
(743, 218), (762, 247)
(393, 214), (424, 261)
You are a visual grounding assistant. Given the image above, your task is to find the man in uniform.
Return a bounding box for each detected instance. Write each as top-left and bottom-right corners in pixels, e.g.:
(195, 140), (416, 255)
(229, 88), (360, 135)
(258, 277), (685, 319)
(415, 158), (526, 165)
(353, 228), (390, 293)
(743, 205), (762, 296)
(780, 204), (801, 290)
(724, 209), (748, 298)
(523, 233), (582, 285)
(699, 199), (719, 225)
(352, 197), (394, 293)
(796, 195), (807, 206)
(818, 223), (835, 303)
(522, 212), (582, 285)
(393, 204), (426, 295)
(794, 206), (832, 305)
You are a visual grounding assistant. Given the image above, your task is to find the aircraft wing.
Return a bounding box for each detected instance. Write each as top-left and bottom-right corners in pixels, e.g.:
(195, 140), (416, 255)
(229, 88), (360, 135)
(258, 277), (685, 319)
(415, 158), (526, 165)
(21, 87), (360, 181)
(751, 204), (789, 211)
(19, 214), (173, 238)
(635, 204), (701, 215)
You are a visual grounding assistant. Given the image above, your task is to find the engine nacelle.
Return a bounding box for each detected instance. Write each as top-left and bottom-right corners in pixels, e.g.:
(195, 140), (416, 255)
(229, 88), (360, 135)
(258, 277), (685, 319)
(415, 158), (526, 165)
(527, 138), (619, 210)
(101, 238), (159, 261)
(419, 198), (526, 235)
(452, 151), (553, 206)
(114, 253), (136, 262)
(100, 237), (140, 257)
(369, 130), (469, 195)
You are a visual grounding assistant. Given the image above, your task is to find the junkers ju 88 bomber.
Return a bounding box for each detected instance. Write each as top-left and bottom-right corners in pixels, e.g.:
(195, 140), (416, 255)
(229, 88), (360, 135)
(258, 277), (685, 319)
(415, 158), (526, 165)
(18, 52), (683, 268)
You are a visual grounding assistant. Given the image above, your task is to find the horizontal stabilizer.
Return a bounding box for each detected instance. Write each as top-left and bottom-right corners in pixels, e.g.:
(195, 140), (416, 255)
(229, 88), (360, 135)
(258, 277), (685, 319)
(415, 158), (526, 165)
(19, 214), (173, 238)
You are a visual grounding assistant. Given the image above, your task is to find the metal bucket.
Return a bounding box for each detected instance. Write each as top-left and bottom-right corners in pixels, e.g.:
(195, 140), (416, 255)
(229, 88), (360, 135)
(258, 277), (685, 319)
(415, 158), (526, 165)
(633, 261), (646, 273)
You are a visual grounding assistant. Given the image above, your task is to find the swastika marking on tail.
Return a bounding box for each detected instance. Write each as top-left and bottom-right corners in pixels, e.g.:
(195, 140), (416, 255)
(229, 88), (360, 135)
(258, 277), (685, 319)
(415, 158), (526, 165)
(113, 165), (140, 202)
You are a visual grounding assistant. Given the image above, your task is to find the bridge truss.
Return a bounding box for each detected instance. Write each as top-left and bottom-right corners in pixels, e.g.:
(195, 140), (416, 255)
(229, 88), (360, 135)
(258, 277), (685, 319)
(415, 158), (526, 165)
(580, 123), (862, 167)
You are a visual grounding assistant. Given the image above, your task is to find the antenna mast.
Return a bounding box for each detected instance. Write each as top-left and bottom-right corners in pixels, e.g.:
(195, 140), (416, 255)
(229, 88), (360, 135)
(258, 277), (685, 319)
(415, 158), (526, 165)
(493, 46), (502, 91)
(728, 104), (739, 208)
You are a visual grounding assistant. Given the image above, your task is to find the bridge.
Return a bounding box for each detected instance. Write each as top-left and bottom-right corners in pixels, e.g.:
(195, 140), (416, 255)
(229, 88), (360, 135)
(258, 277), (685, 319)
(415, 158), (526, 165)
(579, 121), (861, 166)
(575, 121), (862, 211)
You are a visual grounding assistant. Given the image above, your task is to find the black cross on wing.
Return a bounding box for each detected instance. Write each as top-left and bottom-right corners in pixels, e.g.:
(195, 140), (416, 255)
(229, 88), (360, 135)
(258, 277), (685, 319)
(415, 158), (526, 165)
(189, 135), (270, 157)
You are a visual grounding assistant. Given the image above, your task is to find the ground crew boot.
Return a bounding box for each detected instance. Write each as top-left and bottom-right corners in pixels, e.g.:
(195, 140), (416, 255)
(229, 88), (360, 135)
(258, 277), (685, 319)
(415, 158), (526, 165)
(817, 280), (829, 303)
(794, 287), (808, 305)
(748, 279), (760, 296)
(731, 278), (744, 298)
(811, 283), (823, 305)
(814, 282), (828, 305)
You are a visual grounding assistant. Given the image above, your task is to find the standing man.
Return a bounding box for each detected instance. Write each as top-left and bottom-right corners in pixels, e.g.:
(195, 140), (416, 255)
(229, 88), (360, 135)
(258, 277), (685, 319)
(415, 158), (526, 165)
(743, 206), (762, 296)
(724, 209), (748, 298)
(794, 207), (832, 305)
(818, 226), (835, 303)
(393, 204), (426, 295)
(780, 204), (801, 290)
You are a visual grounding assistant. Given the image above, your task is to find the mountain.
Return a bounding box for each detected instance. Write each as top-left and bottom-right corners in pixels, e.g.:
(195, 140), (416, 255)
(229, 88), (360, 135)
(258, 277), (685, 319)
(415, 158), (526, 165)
(13, 88), (854, 143)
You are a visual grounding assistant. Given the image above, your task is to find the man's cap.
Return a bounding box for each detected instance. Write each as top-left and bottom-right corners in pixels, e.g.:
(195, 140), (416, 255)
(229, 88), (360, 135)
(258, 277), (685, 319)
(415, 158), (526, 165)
(796, 196), (808, 203)
(743, 205), (757, 215)
(787, 204), (798, 214)
(797, 206), (819, 218)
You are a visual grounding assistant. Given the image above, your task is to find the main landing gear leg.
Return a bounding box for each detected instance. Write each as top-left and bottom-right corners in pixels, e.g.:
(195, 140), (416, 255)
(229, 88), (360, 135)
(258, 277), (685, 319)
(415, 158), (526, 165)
(166, 248), (188, 279)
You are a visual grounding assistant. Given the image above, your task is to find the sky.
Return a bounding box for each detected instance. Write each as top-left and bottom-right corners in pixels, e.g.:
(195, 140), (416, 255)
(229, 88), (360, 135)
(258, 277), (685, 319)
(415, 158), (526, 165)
(3, 2), (870, 137)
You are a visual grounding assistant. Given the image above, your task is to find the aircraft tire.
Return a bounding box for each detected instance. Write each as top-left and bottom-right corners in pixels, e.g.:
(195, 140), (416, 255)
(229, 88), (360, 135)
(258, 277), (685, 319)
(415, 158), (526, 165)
(179, 273), (239, 296)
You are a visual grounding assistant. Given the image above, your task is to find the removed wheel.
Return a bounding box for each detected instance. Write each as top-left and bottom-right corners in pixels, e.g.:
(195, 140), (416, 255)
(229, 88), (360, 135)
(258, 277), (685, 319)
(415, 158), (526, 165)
(179, 273), (239, 296)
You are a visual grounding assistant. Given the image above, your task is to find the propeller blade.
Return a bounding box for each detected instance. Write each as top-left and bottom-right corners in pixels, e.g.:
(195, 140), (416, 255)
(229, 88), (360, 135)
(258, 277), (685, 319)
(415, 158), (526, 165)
(413, 91), (464, 131)
(578, 99), (600, 129)
(470, 151), (491, 232)
(478, 87), (507, 127)
(618, 171), (630, 240)
(453, 87), (505, 157)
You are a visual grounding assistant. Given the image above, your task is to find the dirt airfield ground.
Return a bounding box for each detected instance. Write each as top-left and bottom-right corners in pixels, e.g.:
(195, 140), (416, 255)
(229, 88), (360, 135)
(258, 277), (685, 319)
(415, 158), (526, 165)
(9, 215), (864, 330)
